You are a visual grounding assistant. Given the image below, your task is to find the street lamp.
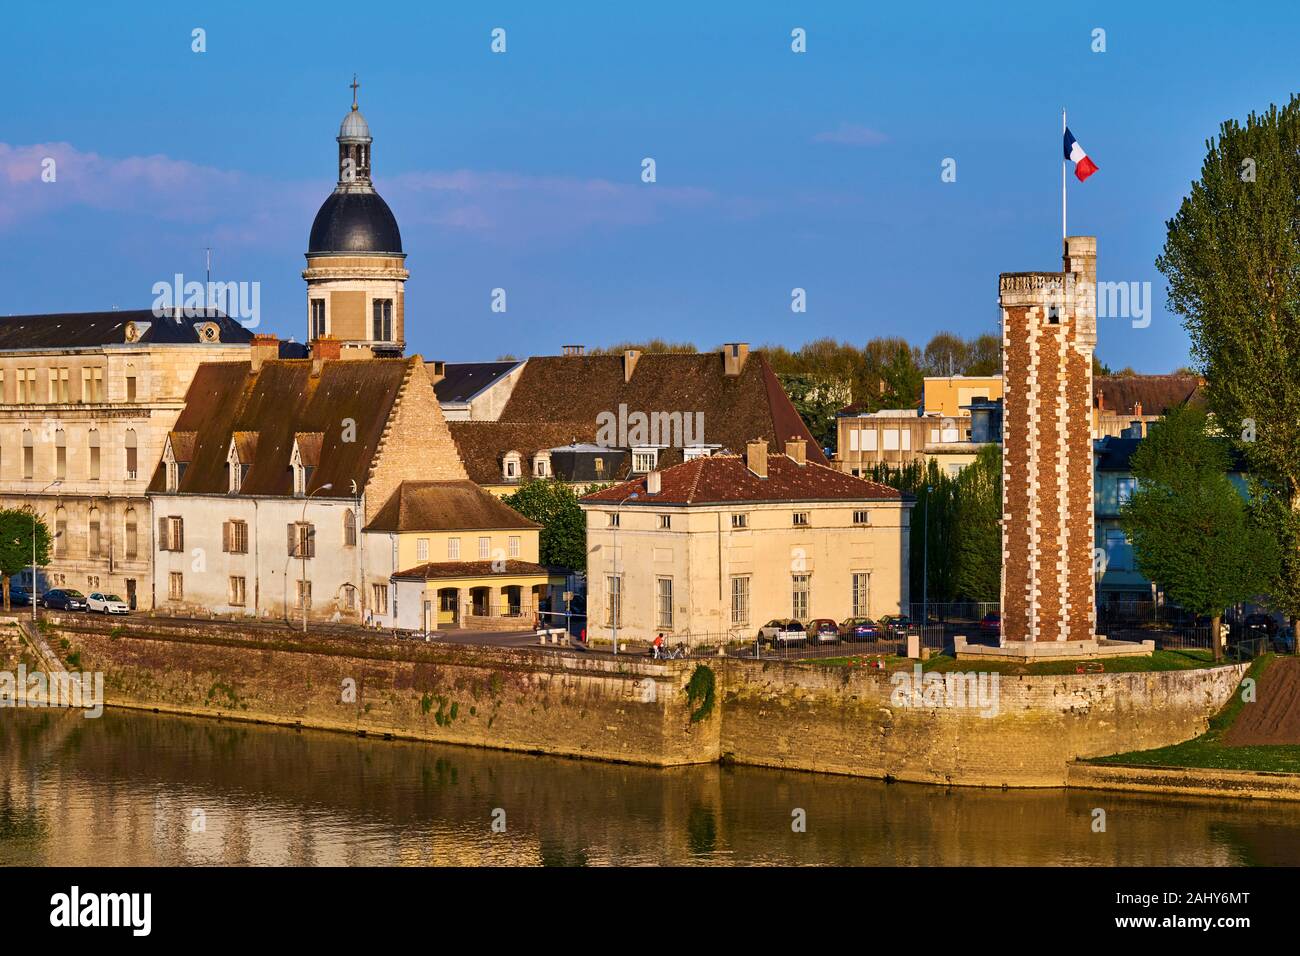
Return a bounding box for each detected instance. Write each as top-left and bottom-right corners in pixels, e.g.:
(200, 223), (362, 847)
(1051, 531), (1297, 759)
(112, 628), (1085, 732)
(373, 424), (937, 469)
(301, 483), (333, 633)
(610, 490), (639, 656)
(33, 481), (61, 624)
(922, 484), (933, 631)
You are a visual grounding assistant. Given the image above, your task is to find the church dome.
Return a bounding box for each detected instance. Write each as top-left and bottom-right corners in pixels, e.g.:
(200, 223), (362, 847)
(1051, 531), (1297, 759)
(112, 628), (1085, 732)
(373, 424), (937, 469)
(308, 190), (403, 255)
(339, 107), (371, 141)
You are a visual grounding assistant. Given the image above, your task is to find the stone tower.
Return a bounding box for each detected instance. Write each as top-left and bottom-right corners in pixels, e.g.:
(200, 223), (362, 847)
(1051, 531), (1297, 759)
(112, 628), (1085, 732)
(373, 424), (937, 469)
(999, 236), (1097, 646)
(302, 77), (408, 358)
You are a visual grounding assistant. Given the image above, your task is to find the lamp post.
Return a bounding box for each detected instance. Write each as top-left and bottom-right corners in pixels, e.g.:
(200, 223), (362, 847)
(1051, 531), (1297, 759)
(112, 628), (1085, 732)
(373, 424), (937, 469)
(33, 481), (61, 624)
(922, 484), (933, 629)
(610, 490), (639, 656)
(301, 483), (333, 633)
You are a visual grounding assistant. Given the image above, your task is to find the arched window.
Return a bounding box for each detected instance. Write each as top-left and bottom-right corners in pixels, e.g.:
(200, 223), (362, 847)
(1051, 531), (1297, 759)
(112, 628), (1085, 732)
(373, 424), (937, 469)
(88, 506), (101, 558)
(54, 506), (67, 556)
(124, 507), (138, 559)
(343, 508), (357, 547)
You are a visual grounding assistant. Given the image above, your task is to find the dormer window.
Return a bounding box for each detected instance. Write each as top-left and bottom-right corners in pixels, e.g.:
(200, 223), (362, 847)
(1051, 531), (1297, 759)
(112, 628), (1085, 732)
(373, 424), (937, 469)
(631, 447), (658, 474)
(503, 451), (522, 481)
(533, 452), (551, 478)
(166, 461), (179, 493)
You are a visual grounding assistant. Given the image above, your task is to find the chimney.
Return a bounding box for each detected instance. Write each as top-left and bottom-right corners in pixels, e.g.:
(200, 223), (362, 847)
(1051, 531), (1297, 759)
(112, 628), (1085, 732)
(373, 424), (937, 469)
(746, 439), (768, 479)
(785, 437), (807, 466)
(646, 470), (661, 495)
(723, 343), (750, 377)
(623, 348), (641, 383)
(428, 360), (446, 385)
(562, 344), (585, 357)
(1095, 388), (1105, 412)
(1134, 400), (1143, 417)
(250, 334), (279, 373)
(311, 335), (342, 376)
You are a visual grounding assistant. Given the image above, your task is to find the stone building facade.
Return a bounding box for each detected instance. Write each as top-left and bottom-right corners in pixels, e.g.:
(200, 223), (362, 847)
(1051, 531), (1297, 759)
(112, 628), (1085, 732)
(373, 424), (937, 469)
(999, 237), (1097, 644)
(0, 311), (253, 607)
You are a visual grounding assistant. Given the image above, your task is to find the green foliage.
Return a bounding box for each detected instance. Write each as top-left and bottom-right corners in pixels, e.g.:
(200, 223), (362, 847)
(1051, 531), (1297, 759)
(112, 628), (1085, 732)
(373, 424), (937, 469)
(1120, 406), (1278, 622)
(777, 373), (845, 450)
(867, 459), (958, 602)
(1155, 96), (1300, 619)
(0, 508), (51, 610)
(501, 479), (589, 572)
(951, 446), (1003, 602)
(684, 664), (716, 723)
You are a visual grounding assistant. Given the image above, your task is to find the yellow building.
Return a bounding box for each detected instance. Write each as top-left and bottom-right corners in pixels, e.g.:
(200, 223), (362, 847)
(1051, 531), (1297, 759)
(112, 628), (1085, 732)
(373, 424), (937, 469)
(922, 375), (1003, 417)
(375, 480), (566, 631)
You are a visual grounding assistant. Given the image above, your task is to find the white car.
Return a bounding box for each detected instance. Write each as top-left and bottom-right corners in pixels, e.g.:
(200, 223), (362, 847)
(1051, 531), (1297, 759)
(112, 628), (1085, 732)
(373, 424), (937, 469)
(87, 592), (130, 615)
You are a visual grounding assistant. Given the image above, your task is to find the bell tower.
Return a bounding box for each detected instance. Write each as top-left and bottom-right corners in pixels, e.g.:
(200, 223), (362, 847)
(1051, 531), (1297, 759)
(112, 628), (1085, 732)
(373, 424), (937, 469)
(303, 76), (408, 359)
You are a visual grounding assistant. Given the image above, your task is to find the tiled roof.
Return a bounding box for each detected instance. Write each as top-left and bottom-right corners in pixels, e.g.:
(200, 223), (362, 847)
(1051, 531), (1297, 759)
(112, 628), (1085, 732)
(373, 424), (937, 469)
(580, 453), (908, 506)
(447, 350), (827, 483)
(393, 559), (554, 580)
(366, 480), (540, 533)
(432, 361), (519, 403)
(0, 309), (255, 350)
(1094, 374), (1204, 416)
(167, 431), (197, 462)
(149, 358), (412, 497)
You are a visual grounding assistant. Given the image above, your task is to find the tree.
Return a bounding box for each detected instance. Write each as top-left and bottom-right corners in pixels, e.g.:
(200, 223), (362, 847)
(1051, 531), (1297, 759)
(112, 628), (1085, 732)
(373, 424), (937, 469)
(963, 333), (1001, 376)
(500, 480), (593, 573)
(922, 332), (969, 377)
(867, 458), (959, 606)
(1119, 406), (1278, 660)
(0, 508), (51, 611)
(1156, 95), (1300, 648)
(952, 445), (1002, 602)
(777, 373), (845, 451)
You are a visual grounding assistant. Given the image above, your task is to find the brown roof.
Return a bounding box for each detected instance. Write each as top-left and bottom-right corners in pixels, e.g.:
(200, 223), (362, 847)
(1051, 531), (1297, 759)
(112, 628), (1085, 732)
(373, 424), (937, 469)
(447, 351), (826, 484)
(167, 431), (197, 462)
(231, 431), (259, 462)
(393, 559), (554, 580)
(366, 480), (540, 533)
(1094, 374), (1204, 416)
(294, 432), (324, 468)
(149, 358), (412, 497)
(580, 453), (907, 506)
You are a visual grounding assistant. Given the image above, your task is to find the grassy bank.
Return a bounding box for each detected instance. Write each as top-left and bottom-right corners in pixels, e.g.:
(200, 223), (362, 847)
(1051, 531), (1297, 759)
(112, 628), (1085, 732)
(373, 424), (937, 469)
(1089, 654), (1300, 773)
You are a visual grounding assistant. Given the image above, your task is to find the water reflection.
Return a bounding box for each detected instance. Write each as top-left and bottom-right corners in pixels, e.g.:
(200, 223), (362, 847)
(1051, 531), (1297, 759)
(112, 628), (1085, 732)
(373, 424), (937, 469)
(0, 708), (1296, 866)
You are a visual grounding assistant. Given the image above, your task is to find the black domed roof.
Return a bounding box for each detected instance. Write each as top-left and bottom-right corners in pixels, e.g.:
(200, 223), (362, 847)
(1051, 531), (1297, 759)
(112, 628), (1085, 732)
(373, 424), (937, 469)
(308, 190), (403, 255)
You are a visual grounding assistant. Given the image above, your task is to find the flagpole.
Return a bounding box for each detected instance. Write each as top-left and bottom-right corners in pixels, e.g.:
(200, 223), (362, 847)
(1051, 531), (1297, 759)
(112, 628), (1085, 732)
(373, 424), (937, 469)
(1062, 108), (1067, 242)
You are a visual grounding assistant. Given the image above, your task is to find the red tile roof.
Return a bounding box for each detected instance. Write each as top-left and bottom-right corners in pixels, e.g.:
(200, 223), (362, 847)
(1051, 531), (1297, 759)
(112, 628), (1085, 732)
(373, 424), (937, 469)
(393, 559), (555, 580)
(1094, 374), (1204, 415)
(580, 453), (908, 506)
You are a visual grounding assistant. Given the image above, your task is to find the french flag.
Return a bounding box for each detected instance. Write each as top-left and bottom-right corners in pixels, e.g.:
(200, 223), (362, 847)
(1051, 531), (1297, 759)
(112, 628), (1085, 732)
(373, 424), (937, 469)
(1064, 128), (1099, 181)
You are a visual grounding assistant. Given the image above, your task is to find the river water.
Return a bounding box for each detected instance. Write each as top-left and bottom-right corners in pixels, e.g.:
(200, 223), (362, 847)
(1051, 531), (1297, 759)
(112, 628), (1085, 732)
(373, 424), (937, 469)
(1, 707), (1296, 866)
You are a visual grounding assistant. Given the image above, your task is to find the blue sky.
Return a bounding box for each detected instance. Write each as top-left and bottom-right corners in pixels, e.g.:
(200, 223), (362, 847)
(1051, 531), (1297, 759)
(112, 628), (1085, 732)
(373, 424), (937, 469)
(3, 1), (1297, 371)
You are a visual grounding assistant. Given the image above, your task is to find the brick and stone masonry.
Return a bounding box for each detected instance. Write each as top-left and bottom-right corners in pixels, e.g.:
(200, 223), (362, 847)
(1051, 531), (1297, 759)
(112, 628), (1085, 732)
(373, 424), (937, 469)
(1000, 237), (1097, 643)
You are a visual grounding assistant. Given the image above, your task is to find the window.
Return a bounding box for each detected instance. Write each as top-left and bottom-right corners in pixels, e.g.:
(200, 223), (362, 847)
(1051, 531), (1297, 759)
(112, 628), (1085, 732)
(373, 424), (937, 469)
(229, 576), (247, 606)
(849, 429), (859, 452)
(166, 460), (179, 492)
(293, 462), (306, 496)
(852, 573), (870, 618)
(731, 575), (750, 627)
(900, 429), (912, 451)
(310, 299), (327, 340)
(862, 429), (878, 452)
(55, 431), (66, 480)
(372, 299), (393, 341)
(416, 538), (429, 562)
(502, 452), (521, 480)
(158, 516), (184, 552)
(124, 509), (138, 559)
(607, 512), (620, 528)
(48, 368), (69, 403)
(792, 511), (809, 527)
(15, 369), (32, 403)
(88, 508), (101, 558)
(88, 429), (100, 481)
(1116, 477), (1137, 505)
(125, 375), (137, 403)
(22, 430), (33, 480)
(343, 509), (356, 546)
(658, 514), (672, 530)
(533, 454), (550, 478)
(929, 428), (940, 444)
(296, 580), (312, 610)
(223, 520), (249, 554)
(448, 537), (461, 560)
(656, 576), (674, 630)
(632, 449), (657, 473)
(372, 583), (389, 615)
(478, 536), (490, 559)
(508, 536), (520, 558)
(86, 575), (99, 590)
(853, 510), (870, 525)
(731, 513), (747, 529)
(882, 429), (900, 451)
(82, 367), (103, 403)
(792, 574), (810, 621)
(125, 430), (138, 479)
(168, 572), (184, 602)
(288, 522), (315, 558)
(605, 575), (622, 627)
(343, 585), (356, 610)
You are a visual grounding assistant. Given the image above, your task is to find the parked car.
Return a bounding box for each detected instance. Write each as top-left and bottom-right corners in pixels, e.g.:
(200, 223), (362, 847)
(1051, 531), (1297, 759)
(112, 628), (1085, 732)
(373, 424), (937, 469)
(87, 592), (130, 615)
(839, 617), (881, 642)
(7, 585), (31, 607)
(806, 618), (840, 644)
(979, 612), (1001, 636)
(758, 619), (807, 646)
(41, 588), (88, 611)
(878, 614), (917, 637)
